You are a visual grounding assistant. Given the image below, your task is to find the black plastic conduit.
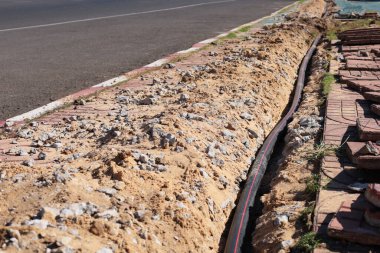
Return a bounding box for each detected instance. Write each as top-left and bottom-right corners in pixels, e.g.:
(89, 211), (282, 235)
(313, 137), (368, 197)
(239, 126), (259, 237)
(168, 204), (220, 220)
(224, 34), (322, 253)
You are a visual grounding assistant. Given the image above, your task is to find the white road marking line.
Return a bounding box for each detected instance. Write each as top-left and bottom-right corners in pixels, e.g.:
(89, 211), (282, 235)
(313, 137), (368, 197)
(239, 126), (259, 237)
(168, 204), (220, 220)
(0, 0), (236, 33)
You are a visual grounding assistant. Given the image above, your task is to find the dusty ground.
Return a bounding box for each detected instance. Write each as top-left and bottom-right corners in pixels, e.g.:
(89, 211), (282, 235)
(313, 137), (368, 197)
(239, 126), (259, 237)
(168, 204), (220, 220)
(252, 43), (328, 252)
(0, 1), (325, 252)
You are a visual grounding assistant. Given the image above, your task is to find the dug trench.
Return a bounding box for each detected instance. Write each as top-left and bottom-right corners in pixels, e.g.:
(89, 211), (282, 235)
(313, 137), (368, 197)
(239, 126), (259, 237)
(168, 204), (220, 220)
(0, 1), (326, 252)
(248, 42), (330, 253)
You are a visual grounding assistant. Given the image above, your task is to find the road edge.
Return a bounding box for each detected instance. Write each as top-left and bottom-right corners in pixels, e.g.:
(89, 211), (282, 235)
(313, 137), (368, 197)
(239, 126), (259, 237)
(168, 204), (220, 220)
(0, 1), (299, 127)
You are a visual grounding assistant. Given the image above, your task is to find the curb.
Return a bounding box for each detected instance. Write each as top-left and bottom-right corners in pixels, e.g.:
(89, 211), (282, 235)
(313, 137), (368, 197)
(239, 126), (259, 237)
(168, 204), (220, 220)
(0, 1), (298, 128)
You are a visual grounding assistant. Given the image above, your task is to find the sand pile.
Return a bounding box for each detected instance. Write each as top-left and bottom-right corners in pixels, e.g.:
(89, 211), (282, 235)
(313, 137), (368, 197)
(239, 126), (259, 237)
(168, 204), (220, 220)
(0, 1), (324, 252)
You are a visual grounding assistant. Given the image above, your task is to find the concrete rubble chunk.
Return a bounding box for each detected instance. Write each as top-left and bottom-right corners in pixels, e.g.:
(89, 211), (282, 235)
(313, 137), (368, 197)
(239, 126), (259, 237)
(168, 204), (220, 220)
(240, 112), (253, 121)
(24, 219), (49, 229)
(96, 248), (113, 253)
(22, 159), (35, 167)
(96, 209), (119, 219)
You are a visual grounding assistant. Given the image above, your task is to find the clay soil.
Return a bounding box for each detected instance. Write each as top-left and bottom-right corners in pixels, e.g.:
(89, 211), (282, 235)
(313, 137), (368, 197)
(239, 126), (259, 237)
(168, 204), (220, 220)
(0, 1), (325, 252)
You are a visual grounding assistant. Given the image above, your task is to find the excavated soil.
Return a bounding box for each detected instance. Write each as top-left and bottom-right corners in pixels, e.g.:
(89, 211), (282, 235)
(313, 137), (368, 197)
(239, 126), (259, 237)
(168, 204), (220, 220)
(0, 1), (325, 252)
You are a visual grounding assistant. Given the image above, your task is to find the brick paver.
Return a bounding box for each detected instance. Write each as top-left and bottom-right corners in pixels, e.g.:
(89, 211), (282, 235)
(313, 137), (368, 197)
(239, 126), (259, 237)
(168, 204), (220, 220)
(314, 28), (380, 252)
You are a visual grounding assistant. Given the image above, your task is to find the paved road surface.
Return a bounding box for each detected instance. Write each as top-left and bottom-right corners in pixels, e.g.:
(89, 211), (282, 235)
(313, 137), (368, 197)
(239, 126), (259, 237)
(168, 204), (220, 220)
(0, 0), (293, 119)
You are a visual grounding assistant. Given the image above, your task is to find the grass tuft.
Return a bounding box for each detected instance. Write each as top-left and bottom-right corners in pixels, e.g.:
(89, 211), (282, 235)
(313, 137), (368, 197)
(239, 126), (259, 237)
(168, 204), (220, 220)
(225, 32), (237, 39)
(306, 142), (339, 161)
(293, 232), (320, 253)
(299, 202), (315, 225)
(306, 174), (320, 195)
(238, 25), (252, 33)
(322, 73), (335, 96)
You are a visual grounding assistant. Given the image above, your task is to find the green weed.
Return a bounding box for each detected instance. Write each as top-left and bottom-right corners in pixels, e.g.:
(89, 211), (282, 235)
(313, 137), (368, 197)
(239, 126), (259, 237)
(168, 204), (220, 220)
(322, 73), (335, 96)
(306, 174), (320, 195)
(307, 143), (338, 161)
(299, 202), (315, 225)
(293, 232), (320, 253)
(238, 25), (252, 33)
(224, 32), (237, 39)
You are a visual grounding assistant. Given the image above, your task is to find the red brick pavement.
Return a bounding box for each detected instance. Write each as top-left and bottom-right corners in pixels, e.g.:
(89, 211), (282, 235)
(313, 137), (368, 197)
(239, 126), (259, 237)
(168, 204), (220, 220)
(314, 30), (380, 252)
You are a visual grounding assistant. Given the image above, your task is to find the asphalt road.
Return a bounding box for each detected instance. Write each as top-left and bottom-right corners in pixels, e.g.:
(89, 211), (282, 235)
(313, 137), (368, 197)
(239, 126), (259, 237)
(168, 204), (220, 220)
(0, 0), (293, 119)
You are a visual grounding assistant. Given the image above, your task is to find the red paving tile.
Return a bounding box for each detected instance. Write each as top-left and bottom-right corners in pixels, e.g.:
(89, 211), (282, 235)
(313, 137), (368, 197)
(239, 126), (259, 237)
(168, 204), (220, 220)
(328, 197), (380, 246)
(372, 104), (380, 116)
(363, 91), (380, 103)
(346, 142), (380, 170)
(346, 60), (380, 71)
(342, 45), (380, 53)
(346, 79), (380, 92)
(357, 118), (380, 141)
(314, 28), (380, 252)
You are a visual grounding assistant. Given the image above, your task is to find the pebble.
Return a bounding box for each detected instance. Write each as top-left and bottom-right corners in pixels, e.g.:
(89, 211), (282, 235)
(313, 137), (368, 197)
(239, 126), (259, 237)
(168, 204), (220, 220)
(280, 239), (294, 249)
(113, 181), (125, 190)
(74, 99), (86, 105)
(16, 149), (28, 156)
(240, 112), (253, 121)
(139, 97), (156, 105)
(182, 113), (205, 121)
(219, 176), (229, 188)
(117, 95), (129, 104)
(274, 214), (289, 226)
(176, 202), (187, 209)
(178, 93), (190, 103)
(53, 168), (71, 183)
(59, 202), (98, 218)
(18, 129), (33, 139)
(199, 168), (209, 179)
(220, 199), (233, 209)
(51, 142), (63, 149)
(242, 139), (250, 148)
(151, 214), (161, 221)
(22, 159), (35, 167)
(24, 219), (49, 229)
(134, 210), (146, 221)
(225, 122), (237, 131)
(96, 248), (113, 253)
(206, 145), (216, 158)
(247, 128), (259, 138)
(5, 121), (14, 127)
(38, 132), (50, 142)
(299, 116), (322, 128)
(160, 133), (176, 148)
(221, 129), (235, 139)
(97, 188), (117, 197)
(206, 198), (215, 214)
(163, 63), (176, 69)
(29, 121), (39, 127)
(96, 209), (119, 219)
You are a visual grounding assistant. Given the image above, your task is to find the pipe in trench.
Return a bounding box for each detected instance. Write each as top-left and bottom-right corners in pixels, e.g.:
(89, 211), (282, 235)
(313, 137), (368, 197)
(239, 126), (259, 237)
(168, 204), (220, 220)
(224, 34), (322, 253)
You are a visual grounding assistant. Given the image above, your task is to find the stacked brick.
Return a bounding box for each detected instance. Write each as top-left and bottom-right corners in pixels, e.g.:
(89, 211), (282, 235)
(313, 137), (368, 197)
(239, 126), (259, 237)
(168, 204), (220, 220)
(314, 28), (380, 252)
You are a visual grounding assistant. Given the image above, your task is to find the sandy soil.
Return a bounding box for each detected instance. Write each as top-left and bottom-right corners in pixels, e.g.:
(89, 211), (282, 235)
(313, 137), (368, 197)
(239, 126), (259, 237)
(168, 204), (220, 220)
(0, 1), (325, 252)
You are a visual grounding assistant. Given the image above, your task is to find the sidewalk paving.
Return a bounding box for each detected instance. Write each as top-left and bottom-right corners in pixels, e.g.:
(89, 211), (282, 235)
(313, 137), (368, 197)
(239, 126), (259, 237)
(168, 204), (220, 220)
(314, 27), (380, 252)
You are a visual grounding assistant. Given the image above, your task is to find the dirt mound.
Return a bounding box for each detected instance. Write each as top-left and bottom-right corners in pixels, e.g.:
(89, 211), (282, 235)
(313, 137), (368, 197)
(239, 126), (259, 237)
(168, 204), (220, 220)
(0, 1), (325, 252)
